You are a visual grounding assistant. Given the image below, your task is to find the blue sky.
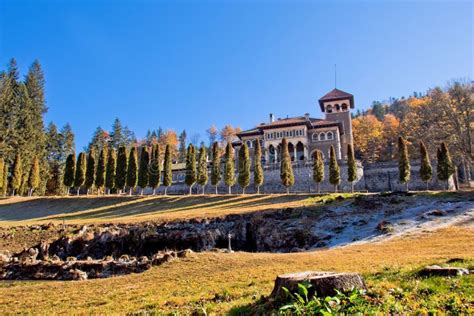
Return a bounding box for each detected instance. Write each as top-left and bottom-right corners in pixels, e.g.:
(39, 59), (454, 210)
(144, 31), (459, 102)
(1, 0), (472, 150)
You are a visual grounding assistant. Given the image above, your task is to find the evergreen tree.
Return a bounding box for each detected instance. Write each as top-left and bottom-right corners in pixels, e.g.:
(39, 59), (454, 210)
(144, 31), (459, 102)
(59, 123), (75, 160)
(115, 146), (128, 193)
(110, 118), (125, 149)
(178, 130), (187, 163)
(347, 144), (357, 193)
(95, 148), (107, 194)
(126, 146), (138, 195)
(148, 144), (161, 195)
(419, 141), (432, 190)
(185, 144), (197, 195)
(163, 144), (173, 195)
(88, 126), (110, 153)
(1, 161), (7, 196)
(210, 142), (221, 194)
(74, 152), (86, 196)
(312, 150), (324, 193)
(0, 158), (4, 195)
(105, 148), (116, 194)
(398, 136), (410, 192)
(63, 153), (76, 195)
(253, 139), (264, 194)
(437, 142), (455, 190)
(280, 138), (294, 194)
(197, 145), (208, 194)
(45, 122), (63, 195)
(27, 156), (40, 196)
(137, 146), (150, 195)
(224, 142), (235, 194)
(84, 148), (96, 194)
(11, 153), (22, 196)
(238, 143), (250, 194)
(329, 146), (340, 193)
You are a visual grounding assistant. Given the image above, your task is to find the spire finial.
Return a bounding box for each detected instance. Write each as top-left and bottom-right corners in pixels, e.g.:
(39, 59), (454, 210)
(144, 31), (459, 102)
(334, 64), (337, 88)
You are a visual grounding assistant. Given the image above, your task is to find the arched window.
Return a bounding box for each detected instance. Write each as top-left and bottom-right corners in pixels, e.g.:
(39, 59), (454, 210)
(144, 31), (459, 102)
(246, 140), (252, 148)
(341, 103), (348, 111)
(312, 133), (318, 142)
(335, 104), (340, 111)
(319, 133), (326, 141)
(326, 104), (333, 113)
(326, 132), (333, 140)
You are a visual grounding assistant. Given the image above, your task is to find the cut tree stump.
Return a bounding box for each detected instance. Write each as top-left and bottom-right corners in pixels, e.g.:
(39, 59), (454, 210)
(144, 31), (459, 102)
(270, 271), (366, 300)
(419, 265), (469, 277)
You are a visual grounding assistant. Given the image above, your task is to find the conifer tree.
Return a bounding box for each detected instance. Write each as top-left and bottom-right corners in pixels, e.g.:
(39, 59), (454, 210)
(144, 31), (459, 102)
(27, 157), (40, 196)
(238, 143), (250, 194)
(280, 138), (294, 194)
(197, 145), (208, 194)
(11, 153), (22, 196)
(148, 144), (161, 195)
(1, 161), (7, 196)
(419, 141), (432, 190)
(105, 148), (116, 194)
(347, 144), (357, 193)
(398, 136), (410, 192)
(126, 146), (138, 195)
(313, 150), (324, 194)
(210, 142), (221, 194)
(0, 158), (4, 195)
(95, 148), (107, 195)
(115, 146), (128, 194)
(63, 153), (76, 195)
(138, 146), (150, 195)
(329, 146), (340, 193)
(163, 144), (172, 195)
(178, 130), (187, 163)
(224, 142), (235, 194)
(437, 142), (455, 190)
(253, 140), (264, 194)
(74, 152), (86, 196)
(84, 148), (96, 195)
(185, 144), (197, 195)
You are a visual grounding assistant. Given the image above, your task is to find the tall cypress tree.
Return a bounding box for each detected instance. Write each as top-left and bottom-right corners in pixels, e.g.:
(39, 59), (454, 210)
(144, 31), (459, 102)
(224, 142), (235, 194)
(11, 153), (22, 196)
(163, 144), (172, 195)
(347, 144), (357, 193)
(115, 146), (128, 194)
(437, 142), (455, 190)
(74, 152), (86, 196)
(95, 148), (107, 195)
(197, 145), (208, 194)
(185, 144), (197, 195)
(63, 153), (76, 195)
(253, 140), (264, 194)
(137, 146), (150, 195)
(313, 150), (324, 194)
(84, 148), (96, 195)
(126, 146), (138, 195)
(1, 161), (7, 196)
(105, 148), (116, 194)
(398, 136), (410, 192)
(419, 141), (432, 190)
(280, 138), (295, 194)
(0, 158), (4, 195)
(211, 142), (221, 194)
(329, 146), (340, 193)
(148, 144), (161, 195)
(27, 156), (40, 196)
(238, 143), (250, 194)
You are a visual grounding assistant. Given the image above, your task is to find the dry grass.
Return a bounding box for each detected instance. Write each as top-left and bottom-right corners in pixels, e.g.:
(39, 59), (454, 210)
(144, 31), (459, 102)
(0, 226), (472, 314)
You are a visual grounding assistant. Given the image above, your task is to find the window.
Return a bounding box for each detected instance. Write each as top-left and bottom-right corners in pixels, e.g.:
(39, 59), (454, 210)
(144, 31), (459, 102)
(341, 103), (348, 111)
(319, 133), (326, 141)
(326, 104), (333, 113)
(335, 104), (340, 111)
(246, 140), (252, 148)
(327, 132), (333, 140)
(312, 133), (318, 142)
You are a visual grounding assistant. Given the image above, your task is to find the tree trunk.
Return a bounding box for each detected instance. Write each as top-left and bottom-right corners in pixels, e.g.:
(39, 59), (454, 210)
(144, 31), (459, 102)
(242, 187), (245, 195)
(426, 181), (429, 191)
(153, 188), (156, 195)
(12, 189), (15, 197)
(286, 187), (290, 194)
(215, 185), (218, 195)
(189, 186), (192, 195)
(67, 187), (70, 196)
(317, 182), (320, 194)
(228, 186), (231, 194)
(164, 187), (168, 195)
(129, 188), (132, 196)
(257, 186), (260, 194)
(351, 182), (354, 193)
(202, 186), (205, 195)
(140, 188), (144, 196)
(405, 182), (409, 192)
(334, 185), (337, 193)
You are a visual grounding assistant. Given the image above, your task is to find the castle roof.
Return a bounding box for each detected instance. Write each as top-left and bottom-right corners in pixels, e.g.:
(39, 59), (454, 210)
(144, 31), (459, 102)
(318, 88), (354, 111)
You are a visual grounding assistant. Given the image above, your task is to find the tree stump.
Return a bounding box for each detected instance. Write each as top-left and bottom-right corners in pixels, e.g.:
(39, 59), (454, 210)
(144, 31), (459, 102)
(419, 265), (469, 277)
(270, 271), (366, 300)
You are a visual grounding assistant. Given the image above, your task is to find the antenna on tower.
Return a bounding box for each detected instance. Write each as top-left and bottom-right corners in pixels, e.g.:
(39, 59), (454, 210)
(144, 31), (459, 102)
(334, 64), (337, 88)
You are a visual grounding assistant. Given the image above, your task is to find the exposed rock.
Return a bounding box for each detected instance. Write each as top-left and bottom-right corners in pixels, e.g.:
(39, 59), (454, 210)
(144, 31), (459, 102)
(419, 265), (469, 277)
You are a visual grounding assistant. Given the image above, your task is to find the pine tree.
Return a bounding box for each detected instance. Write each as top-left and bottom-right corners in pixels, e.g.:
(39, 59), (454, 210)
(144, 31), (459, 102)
(137, 146), (150, 195)
(95, 148), (107, 194)
(224, 142), (235, 194)
(1, 161), (7, 196)
(148, 144), (161, 195)
(126, 146), (138, 195)
(347, 144), (357, 193)
(329, 146), (340, 193)
(210, 142), (221, 194)
(84, 148), (96, 194)
(437, 142), (455, 190)
(11, 153), (22, 196)
(74, 152), (86, 196)
(280, 138), (295, 194)
(398, 136), (410, 192)
(178, 130), (187, 163)
(27, 156), (40, 196)
(63, 153), (76, 195)
(88, 126), (109, 153)
(59, 123), (75, 159)
(105, 148), (116, 194)
(419, 141), (432, 190)
(253, 139), (264, 194)
(197, 145), (208, 194)
(110, 118), (125, 149)
(313, 150), (324, 193)
(238, 143), (250, 194)
(115, 146), (128, 194)
(185, 144), (197, 195)
(163, 144), (173, 195)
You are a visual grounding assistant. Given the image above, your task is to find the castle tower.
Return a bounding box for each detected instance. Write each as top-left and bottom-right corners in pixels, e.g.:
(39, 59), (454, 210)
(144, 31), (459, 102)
(318, 88), (354, 159)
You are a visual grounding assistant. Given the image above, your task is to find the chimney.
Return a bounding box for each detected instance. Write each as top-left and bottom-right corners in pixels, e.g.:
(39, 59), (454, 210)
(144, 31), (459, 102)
(304, 113), (310, 120)
(269, 113), (275, 123)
